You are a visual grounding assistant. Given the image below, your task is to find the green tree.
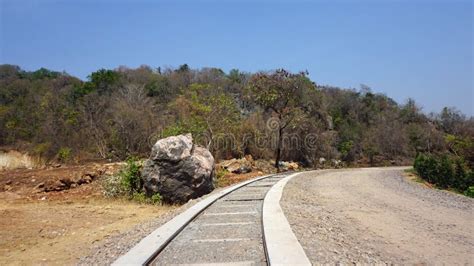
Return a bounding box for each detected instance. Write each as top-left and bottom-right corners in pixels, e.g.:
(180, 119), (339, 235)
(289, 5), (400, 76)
(145, 75), (171, 100)
(247, 69), (317, 169)
(167, 83), (240, 157)
(73, 69), (120, 99)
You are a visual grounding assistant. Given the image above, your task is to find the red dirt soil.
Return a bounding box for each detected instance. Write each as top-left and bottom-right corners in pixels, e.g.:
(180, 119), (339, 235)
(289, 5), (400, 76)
(0, 163), (176, 265)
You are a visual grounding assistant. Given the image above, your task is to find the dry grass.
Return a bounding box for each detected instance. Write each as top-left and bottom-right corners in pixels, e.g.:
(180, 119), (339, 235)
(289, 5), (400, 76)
(0, 198), (176, 265)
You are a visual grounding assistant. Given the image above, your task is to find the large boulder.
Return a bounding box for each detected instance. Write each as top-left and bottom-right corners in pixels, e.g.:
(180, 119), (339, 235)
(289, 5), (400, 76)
(142, 134), (215, 204)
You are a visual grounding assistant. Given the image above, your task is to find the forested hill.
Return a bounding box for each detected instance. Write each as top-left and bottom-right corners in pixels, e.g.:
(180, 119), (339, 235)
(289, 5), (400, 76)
(0, 64), (472, 168)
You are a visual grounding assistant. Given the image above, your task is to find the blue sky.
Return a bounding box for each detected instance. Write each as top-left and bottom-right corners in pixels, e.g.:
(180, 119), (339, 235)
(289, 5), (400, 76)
(1, 0), (473, 115)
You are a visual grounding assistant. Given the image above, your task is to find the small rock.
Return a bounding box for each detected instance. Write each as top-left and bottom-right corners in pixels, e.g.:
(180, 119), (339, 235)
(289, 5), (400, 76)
(319, 157), (326, 164)
(59, 177), (73, 187)
(77, 175), (92, 185)
(5, 180), (12, 185)
(84, 170), (100, 180)
(287, 162), (299, 170)
(233, 166), (252, 174)
(220, 157), (254, 174)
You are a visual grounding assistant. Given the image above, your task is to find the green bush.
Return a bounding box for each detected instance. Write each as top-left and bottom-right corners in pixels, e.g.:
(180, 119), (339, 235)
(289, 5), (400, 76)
(101, 173), (127, 198)
(454, 159), (467, 190)
(464, 186), (474, 198)
(131, 191), (147, 203)
(414, 153), (474, 195)
(464, 172), (474, 193)
(214, 168), (229, 187)
(57, 147), (72, 162)
(120, 157), (142, 194)
(102, 158), (162, 204)
(338, 140), (353, 159)
(437, 155), (454, 188)
(151, 193), (162, 204)
(33, 142), (51, 158)
(162, 124), (186, 138)
(131, 192), (162, 205)
(414, 153), (438, 183)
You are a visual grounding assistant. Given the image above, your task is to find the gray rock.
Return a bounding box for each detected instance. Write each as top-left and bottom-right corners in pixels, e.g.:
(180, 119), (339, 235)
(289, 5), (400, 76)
(142, 134), (215, 204)
(234, 165), (252, 174)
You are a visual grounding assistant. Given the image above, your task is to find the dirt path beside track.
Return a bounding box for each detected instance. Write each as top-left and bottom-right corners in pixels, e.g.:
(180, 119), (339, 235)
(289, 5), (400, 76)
(281, 167), (474, 264)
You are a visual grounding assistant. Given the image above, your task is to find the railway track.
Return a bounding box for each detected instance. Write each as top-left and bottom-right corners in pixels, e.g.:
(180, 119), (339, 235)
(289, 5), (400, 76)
(114, 172), (310, 266)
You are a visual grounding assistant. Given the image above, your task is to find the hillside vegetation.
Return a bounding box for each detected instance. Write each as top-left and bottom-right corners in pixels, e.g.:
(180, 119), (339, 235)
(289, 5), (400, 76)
(0, 64), (472, 170)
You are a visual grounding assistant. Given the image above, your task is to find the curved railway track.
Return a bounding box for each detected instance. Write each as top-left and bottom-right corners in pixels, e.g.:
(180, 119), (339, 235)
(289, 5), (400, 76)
(114, 172), (309, 266)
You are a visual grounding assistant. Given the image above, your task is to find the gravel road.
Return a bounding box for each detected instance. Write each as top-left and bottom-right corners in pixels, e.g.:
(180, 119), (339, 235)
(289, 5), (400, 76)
(281, 167), (474, 265)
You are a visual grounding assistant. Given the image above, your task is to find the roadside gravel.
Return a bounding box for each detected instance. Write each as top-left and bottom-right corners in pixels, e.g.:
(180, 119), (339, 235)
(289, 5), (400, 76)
(281, 167), (474, 265)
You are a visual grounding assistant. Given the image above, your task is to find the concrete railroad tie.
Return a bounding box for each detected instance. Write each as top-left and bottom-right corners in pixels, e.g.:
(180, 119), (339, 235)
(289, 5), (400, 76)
(113, 172), (310, 266)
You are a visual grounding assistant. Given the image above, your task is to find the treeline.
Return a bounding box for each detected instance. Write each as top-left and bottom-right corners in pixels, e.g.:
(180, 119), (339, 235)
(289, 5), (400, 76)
(0, 64), (473, 170)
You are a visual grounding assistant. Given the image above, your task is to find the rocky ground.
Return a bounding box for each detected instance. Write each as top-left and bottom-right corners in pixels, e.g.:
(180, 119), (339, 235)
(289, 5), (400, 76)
(281, 167), (474, 265)
(0, 163), (179, 264)
(0, 162), (123, 199)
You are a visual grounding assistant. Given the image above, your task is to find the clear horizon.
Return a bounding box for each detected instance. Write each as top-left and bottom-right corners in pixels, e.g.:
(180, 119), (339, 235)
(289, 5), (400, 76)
(1, 0), (472, 115)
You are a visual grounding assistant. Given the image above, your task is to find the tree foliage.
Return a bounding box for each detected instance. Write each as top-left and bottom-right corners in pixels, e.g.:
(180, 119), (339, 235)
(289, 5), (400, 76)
(247, 69), (318, 168)
(0, 64), (472, 171)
